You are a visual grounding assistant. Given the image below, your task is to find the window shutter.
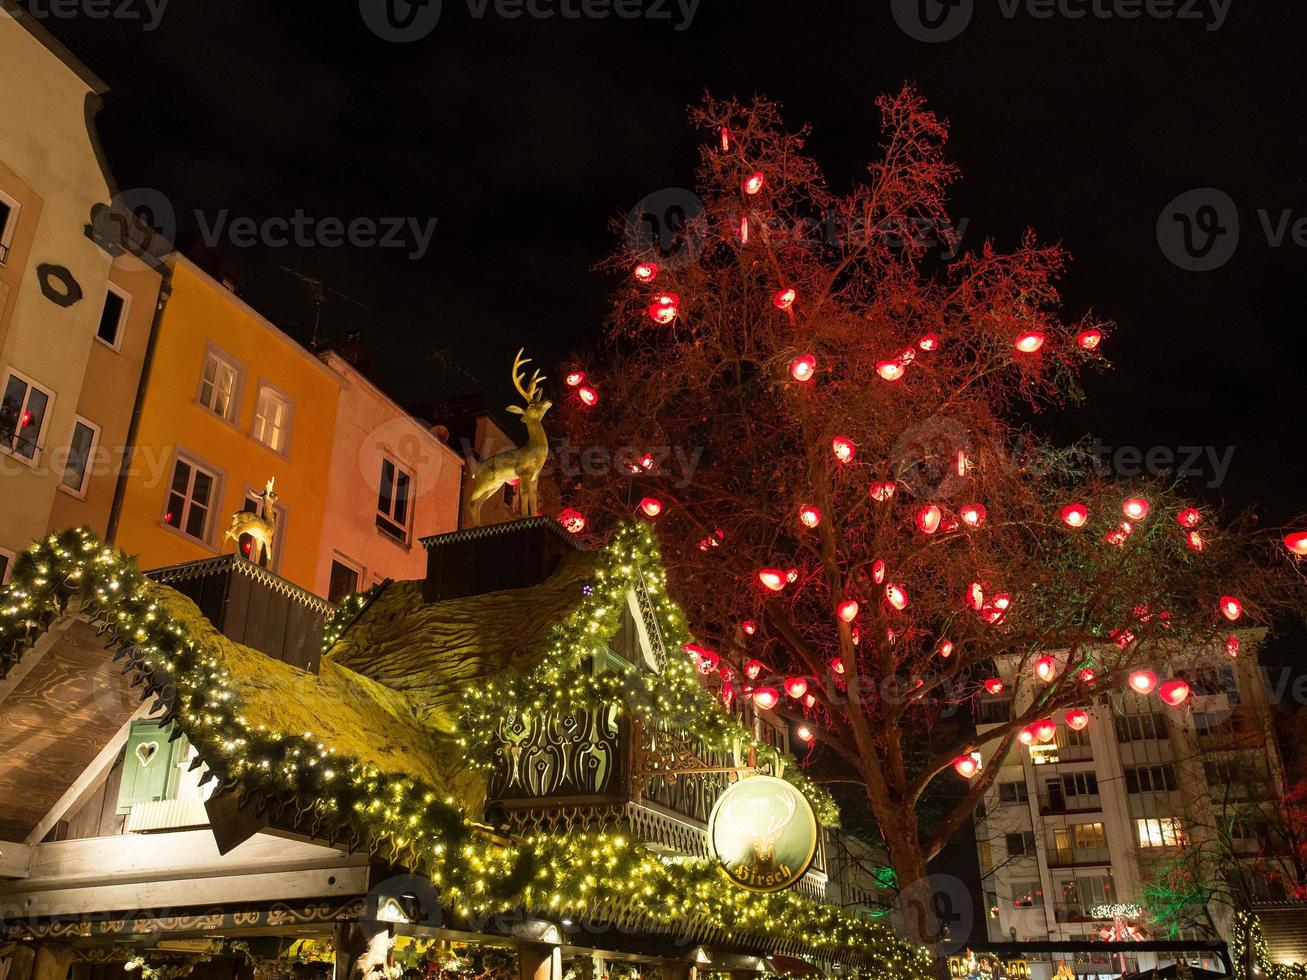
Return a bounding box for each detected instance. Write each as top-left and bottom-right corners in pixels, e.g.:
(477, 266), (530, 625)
(116, 721), (185, 814)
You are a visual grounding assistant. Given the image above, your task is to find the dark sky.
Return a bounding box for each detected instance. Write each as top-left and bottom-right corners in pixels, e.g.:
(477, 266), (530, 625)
(28, 0), (1307, 525)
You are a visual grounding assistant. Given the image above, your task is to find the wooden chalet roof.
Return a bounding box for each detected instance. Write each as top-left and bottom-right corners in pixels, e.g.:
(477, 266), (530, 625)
(326, 548), (607, 732)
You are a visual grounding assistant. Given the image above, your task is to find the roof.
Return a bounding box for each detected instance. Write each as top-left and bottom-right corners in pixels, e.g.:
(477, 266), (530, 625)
(1, 1), (109, 94)
(326, 548), (604, 732)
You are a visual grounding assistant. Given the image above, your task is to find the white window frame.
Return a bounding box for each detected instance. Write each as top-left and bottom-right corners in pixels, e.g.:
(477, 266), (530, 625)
(0, 367), (55, 465)
(0, 188), (20, 265)
(250, 382), (293, 455)
(162, 453), (221, 543)
(196, 346), (243, 422)
(59, 415), (102, 498)
(376, 454), (414, 543)
(94, 282), (132, 351)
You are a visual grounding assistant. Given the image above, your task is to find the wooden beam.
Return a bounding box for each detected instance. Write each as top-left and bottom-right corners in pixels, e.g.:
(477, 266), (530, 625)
(0, 840), (33, 878)
(24, 704), (154, 846)
(0, 617), (74, 709)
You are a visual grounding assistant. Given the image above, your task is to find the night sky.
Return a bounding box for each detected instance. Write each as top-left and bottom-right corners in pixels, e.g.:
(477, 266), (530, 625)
(28, 1), (1307, 521)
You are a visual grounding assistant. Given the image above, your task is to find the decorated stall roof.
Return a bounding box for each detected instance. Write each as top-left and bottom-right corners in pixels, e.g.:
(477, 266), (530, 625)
(0, 527), (933, 978)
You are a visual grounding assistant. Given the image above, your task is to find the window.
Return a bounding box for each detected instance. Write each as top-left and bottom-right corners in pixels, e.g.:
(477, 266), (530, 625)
(1059, 873), (1115, 913)
(377, 456), (413, 541)
(1062, 772), (1099, 797)
(0, 189), (18, 264)
(1136, 817), (1184, 847)
(0, 549), (12, 584)
(61, 418), (100, 495)
(999, 780), (1029, 804)
(251, 385), (291, 453)
(198, 350), (239, 420)
(163, 456), (217, 541)
(1115, 712), (1164, 742)
(979, 698), (1012, 724)
(1006, 831), (1036, 856)
(1011, 881), (1044, 908)
(1125, 764), (1177, 794)
(329, 558), (362, 604)
(0, 371), (53, 461)
(1054, 822), (1109, 863)
(977, 840), (993, 867)
(96, 285), (129, 348)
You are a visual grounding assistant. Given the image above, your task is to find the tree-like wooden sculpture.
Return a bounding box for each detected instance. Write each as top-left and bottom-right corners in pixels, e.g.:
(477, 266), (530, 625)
(466, 349), (553, 526)
(224, 478), (278, 565)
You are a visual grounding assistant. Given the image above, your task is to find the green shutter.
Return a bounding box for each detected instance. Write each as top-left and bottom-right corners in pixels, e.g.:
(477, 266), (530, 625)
(116, 721), (185, 814)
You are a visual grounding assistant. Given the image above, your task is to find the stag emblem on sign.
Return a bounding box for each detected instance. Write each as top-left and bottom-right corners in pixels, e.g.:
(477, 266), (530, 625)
(465, 349), (552, 526)
(707, 775), (818, 893)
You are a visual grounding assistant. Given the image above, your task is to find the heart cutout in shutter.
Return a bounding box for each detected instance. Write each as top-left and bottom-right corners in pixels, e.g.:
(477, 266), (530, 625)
(136, 741), (160, 767)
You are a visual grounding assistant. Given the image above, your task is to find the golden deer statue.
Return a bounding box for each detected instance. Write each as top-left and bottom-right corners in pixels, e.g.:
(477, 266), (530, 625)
(466, 350), (552, 526)
(224, 478), (278, 565)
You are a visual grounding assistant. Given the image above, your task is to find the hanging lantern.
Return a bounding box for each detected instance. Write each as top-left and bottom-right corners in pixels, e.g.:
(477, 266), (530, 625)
(633, 262), (659, 283)
(885, 583), (908, 611)
(757, 569), (786, 592)
(918, 333), (940, 351)
(647, 293), (680, 324)
(982, 593), (1012, 624)
(557, 508), (587, 534)
(1129, 669), (1158, 695)
(876, 359), (906, 382)
(1034, 655), (1058, 683)
(1077, 328), (1102, 350)
(1015, 330), (1045, 353)
(799, 505), (822, 529)
(837, 599), (860, 623)
(1113, 628), (1136, 649)
(744, 658), (765, 680)
(1176, 507), (1202, 528)
(744, 171), (766, 196)
(720, 126), (731, 152)
(1065, 709), (1090, 731)
(1219, 595), (1243, 621)
(871, 558), (886, 584)
(738, 216), (749, 243)
(1185, 530), (1205, 552)
(577, 386), (599, 407)
(721, 682), (735, 708)
(785, 676), (809, 699)
(639, 497), (663, 518)
(790, 354), (816, 382)
(1284, 532), (1307, 556)
(1018, 726), (1039, 746)
(1104, 528), (1128, 547)
(683, 642), (713, 666)
(953, 754), (982, 779)
(832, 658), (845, 675)
(773, 287), (797, 310)
(916, 504), (942, 534)
(796, 725), (815, 743)
(753, 686), (780, 710)
(831, 436), (856, 463)
(870, 481), (896, 502)
(1225, 635), (1239, 658)
(960, 503), (987, 528)
(1034, 719), (1057, 743)
(786, 567), (800, 583)
(1061, 503), (1089, 528)
(720, 665), (735, 683)
(968, 581), (986, 611)
(1123, 497), (1150, 521)
(938, 639), (954, 658)
(741, 620), (757, 636)
(1159, 679), (1191, 707)
(565, 371), (585, 387)
(1078, 667), (1096, 684)
(804, 692), (818, 708)
(984, 677), (1005, 695)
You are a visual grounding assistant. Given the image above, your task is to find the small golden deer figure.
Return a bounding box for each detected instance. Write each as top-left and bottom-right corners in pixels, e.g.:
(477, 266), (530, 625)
(224, 477), (278, 565)
(466, 349), (552, 526)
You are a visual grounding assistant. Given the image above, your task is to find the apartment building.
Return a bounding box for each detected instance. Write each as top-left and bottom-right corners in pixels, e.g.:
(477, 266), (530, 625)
(0, 5), (166, 578)
(972, 637), (1286, 979)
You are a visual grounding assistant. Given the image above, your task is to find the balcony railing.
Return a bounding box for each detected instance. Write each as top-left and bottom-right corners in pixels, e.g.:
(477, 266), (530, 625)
(1047, 846), (1111, 867)
(1039, 793), (1102, 815)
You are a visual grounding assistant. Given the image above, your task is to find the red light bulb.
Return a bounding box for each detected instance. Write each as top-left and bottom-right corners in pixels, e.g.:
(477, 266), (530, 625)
(1065, 709), (1090, 731)
(871, 558), (886, 584)
(918, 333), (940, 352)
(790, 354), (816, 382)
(565, 371), (585, 387)
(1123, 497), (1150, 521)
(799, 505), (822, 529)
(773, 287), (796, 310)
(831, 437), (856, 463)
(937, 639), (954, 658)
(577, 386), (598, 406)
(1220, 596), (1243, 621)
(1129, 669), (1158, 695)
(784, 677), (809, 699)
(837, 599), (860, 623)
(885, 583), (908, 611)
(1176, 507), (1201, 528)
(876, 360), (906, 382)
(869, 481), (896, 502)
(632, 262), (659, 283)
(953, 754), (982, 778)
(916, 504), (942, 534)
(757, 569), (786, 592)
(639, 497), (663, 518)
(648, 293), (679, 325)
(1077, 328), (1102, 350)
(984, 677), (1005, 695)
(743, 171), (765, 195)
(1159, 679), (1191, 707)
(753, 686), (779, 710)
(1061, 503), (1088, 528)
(1015, 330), (1045, 353)
(960, 503), (987, 528)
(744, 658), (765, 680)
(558, 508), (587, 534)
(1034, 655), (1057, 683)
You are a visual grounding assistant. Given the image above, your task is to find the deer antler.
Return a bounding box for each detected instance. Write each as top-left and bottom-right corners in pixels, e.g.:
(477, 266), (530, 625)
(511, 348), (545, 404)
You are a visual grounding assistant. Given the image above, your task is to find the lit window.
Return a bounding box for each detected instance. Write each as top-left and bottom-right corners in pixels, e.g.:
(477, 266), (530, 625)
(377, 456), (413, 541)
(198, 351), (239, 420)
(61, 418), (100, 495)
(0, 371), (53, 461)
(96, 285), (129, 348)
(251, 385), (291, 453)
(163, 456), (217, 541)
(1012, 882), (1044, 908)
(1136, 817), (1184, 847)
